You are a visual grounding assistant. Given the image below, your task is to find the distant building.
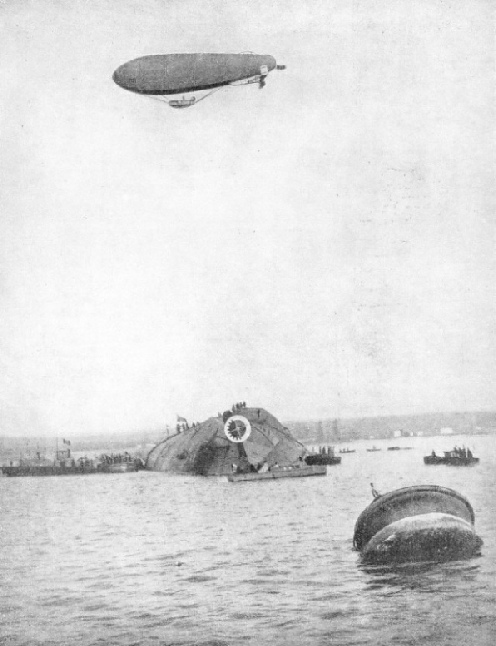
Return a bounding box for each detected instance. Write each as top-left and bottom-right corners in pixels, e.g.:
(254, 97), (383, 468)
(440, 427), (454, 435)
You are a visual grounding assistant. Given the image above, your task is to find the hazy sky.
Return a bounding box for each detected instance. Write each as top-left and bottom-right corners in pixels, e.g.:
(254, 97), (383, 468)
(1, 0), (494, 435)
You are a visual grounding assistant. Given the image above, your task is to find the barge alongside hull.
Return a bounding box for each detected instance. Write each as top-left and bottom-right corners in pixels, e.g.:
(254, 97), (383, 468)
(228, 465), (327, 482)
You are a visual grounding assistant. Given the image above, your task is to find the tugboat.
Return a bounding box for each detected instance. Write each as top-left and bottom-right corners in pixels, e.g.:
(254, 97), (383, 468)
(304, 445), (341, 466)
(424, 447), (479, 466)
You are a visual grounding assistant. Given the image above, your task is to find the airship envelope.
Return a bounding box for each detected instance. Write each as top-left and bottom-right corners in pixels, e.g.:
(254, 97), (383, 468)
(113, 53), (285, 108)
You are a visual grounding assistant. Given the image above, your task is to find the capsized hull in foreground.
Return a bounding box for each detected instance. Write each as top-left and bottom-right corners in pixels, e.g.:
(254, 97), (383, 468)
(361, 512), (483, 564)
(353, 485), (482, 564)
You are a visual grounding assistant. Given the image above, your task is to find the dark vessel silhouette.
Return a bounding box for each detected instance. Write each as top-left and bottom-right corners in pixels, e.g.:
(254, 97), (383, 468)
(424, 447), (479, 466)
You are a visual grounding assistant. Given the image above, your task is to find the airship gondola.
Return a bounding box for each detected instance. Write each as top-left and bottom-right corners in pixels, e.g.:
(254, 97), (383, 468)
(113, 53), (285, 108)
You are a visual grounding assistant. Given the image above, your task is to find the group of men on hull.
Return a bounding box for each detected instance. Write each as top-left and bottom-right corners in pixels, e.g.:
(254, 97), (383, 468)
(173, 402), (252, 435)
(219, 402), (248, 421)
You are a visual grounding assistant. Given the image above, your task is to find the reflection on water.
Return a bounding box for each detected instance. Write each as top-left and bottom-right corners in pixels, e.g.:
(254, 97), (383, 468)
(1, 434), (495, 645)
(361, 560), (482, 591)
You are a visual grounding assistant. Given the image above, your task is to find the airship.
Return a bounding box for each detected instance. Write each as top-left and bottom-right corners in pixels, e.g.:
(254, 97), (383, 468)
(113, 52), (286, 108)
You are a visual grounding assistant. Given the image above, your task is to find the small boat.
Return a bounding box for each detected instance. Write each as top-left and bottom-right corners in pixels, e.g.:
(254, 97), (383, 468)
(339, 448), (356, 454)
(228, 464), (327, 482)
(305, 454), (341, 466)
(353, 485), (482, 564)
(388, 446), (413, 451)
(424, 448), (479, 466)
(366, 447), (381, 452)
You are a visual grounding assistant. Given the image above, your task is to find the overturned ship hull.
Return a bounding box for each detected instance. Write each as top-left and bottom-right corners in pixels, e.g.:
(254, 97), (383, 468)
(361, 513), (482, 564)
(353, 485), (482, 564)
(146, 408), (306, 476)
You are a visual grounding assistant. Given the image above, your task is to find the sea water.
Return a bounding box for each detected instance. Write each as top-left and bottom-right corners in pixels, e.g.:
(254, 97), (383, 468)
(1, 434), (495, 646)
